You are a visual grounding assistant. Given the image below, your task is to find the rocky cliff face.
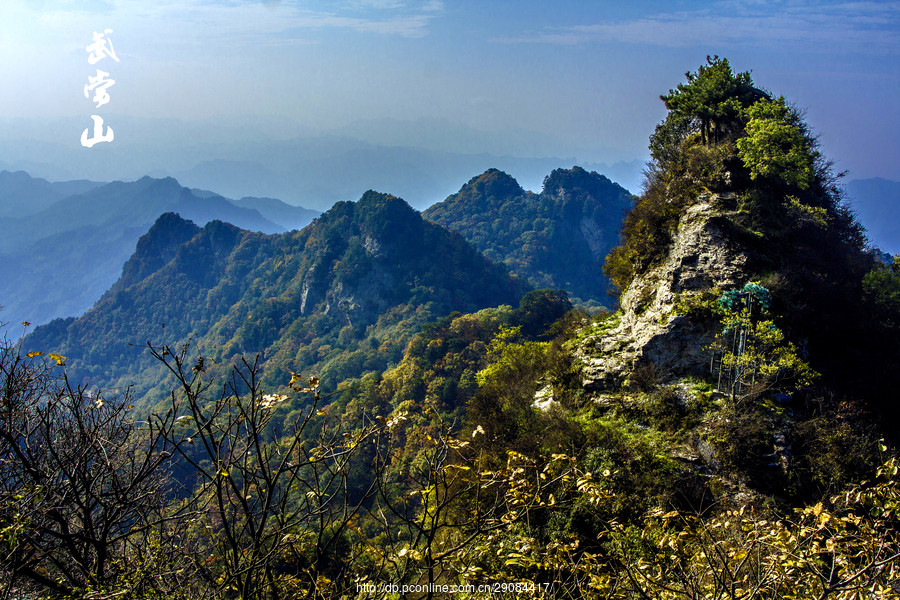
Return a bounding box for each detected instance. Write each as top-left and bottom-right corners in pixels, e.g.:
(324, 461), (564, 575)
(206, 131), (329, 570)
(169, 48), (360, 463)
(579, 194), (751, 390)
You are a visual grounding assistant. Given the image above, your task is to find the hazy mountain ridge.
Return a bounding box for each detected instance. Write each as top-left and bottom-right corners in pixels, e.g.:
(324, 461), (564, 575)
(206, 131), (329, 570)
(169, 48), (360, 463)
(0, 116), (645, 210)
(0, 172), (318, 328)
(0, 170), (105, 218)
(232, 196), (320, 231)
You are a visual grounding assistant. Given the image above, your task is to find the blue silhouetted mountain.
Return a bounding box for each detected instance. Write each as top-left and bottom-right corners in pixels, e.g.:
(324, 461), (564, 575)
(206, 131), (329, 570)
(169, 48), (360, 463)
(422, 167), (632, 305)
(232, 196), (319, 231)
(0, 170), (104, 218)
(25, 191), (526, 405)
(0, 173), (316, 327)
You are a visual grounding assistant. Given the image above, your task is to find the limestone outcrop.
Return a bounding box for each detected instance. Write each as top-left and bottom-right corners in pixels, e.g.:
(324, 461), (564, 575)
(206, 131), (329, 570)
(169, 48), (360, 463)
(579, 195), (751, 390)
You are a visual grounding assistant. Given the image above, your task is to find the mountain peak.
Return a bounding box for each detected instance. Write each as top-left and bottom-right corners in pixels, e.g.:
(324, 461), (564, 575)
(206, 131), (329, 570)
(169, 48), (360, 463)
(462, 169), (525, 202)
(356, 189), (409, 212)
(1, 169), (46, 183)
(111, 212), (201, 292)
(423, 167), (631, 303)
(354, 190), (419, 239)
(137, 174), (180, 186)
(151, 211), (197, 230)
(590, 57), (889, 415)
(541, 166), (627, 202)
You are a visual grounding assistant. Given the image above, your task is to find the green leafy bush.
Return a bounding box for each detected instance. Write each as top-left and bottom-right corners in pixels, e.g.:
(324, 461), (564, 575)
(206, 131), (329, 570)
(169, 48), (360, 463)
(737, 97), (816, 189)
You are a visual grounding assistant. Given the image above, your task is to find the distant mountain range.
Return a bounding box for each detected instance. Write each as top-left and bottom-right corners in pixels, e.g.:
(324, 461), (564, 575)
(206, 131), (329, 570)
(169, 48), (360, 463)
(4, 165), (895, 335)
(0, 171), (318, 328)
(0, 169), (105, 218)
(1, 162), (634, 332)
(0, 115), (646, 210)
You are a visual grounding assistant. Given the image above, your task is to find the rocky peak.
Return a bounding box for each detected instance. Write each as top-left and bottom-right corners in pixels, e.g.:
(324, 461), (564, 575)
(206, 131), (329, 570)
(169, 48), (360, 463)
(579, 194), (751, 390)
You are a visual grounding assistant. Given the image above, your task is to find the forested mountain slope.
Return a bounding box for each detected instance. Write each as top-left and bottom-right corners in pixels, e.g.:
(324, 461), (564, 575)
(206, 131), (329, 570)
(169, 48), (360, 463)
(423, 166), (631, 305)
(25, 190), (526, 406)
(595, 57), (899, 424)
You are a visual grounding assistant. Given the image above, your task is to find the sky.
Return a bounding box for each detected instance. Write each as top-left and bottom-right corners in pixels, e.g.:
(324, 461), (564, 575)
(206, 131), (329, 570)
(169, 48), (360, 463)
(1, 0), (898, 199)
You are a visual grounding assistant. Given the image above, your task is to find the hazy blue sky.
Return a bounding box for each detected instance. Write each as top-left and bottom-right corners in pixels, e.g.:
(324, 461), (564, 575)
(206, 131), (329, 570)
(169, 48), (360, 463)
(2, 0), (898, 185)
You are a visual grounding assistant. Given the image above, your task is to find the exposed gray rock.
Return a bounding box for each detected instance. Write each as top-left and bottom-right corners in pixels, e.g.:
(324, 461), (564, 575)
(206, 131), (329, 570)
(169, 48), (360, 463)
(579, 216), (606, 259)
(299, 266), (315, 314)
(579, 197), (751, 390)
(364, 235), (382, 256)
(533, 383), (558, 411)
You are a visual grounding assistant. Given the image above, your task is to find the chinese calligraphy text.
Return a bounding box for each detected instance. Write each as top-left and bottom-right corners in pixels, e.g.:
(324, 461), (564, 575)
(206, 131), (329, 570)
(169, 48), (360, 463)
(81, 29), (119, 148)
